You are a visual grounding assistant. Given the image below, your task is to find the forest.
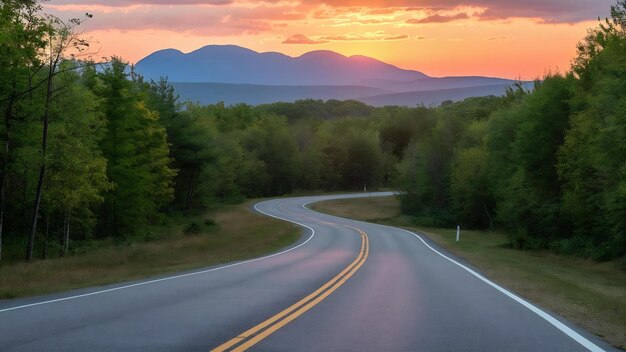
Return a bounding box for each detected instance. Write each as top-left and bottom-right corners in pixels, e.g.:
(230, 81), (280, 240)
(0, 0), (624, 264)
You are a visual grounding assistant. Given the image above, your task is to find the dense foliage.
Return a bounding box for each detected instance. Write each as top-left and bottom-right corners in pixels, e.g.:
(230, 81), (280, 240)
(0, 1), (623, 263)
(396, 3), (626, 260)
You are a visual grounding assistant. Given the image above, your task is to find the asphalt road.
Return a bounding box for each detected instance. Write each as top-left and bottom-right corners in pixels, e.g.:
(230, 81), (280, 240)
(0, 193), (616, 351)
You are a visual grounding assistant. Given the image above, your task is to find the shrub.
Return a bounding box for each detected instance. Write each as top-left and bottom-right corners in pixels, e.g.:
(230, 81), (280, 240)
(184, 222), (202, 235)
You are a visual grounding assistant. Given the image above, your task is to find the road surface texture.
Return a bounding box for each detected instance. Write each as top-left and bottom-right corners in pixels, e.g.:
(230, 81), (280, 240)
(0, 193), (617, 351)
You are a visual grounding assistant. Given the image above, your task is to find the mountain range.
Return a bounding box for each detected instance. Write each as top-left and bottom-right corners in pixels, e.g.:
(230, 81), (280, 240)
(135, 45), (530, 107)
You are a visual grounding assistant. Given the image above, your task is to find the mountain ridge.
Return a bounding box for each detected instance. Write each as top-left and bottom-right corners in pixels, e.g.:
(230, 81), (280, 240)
(168, 81), (534, 107)
(134, 44), (529, 106)
(135, 44), (428, 85)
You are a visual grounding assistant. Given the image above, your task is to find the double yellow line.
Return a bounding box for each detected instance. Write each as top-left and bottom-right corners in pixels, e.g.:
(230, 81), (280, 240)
(212, 227), (369, 352)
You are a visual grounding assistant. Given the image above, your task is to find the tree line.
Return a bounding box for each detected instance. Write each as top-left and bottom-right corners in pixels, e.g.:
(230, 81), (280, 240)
(1, 0), (624, 263)
(396, 2), (625, 260)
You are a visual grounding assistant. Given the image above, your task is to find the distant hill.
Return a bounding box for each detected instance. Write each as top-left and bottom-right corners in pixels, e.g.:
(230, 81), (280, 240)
(136, 45), (427, 86)
(170, 82), (391, 106)
(358, 76), (519, 93)
(170, 82), (533, 107)
(360, 83), (535, 107)
(135, 44), (529, 106)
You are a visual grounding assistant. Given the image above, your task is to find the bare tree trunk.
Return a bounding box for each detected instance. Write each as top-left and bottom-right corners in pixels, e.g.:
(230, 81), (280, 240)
(22, 177), (27, 234)
(483, 201), (493, 228)
(42, 213), (49, 259)
(26, 167), (45, 261)
(185, 174), (195, 213)
(62, 210), (70, 256)
(0, 103), (13, 264)
(26, 64), (54, 262)
(0, 170), (4, 264)
(62, 212), (67, 256)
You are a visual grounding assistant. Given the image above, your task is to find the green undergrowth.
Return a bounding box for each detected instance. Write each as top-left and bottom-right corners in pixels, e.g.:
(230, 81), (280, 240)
(0, 200), (298, 299)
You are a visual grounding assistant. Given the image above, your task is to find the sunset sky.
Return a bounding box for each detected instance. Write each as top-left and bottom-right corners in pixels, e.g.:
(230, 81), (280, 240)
(45, 0), (614, 79)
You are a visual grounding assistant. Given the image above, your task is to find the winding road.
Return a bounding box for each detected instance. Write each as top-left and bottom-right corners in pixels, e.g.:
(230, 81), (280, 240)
(0, 193), (615, 351)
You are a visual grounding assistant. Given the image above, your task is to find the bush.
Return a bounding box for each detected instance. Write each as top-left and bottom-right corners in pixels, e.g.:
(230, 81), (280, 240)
(183, 222), (202, 235)
(551, 236), (593, 256)
(410, 208), (456, 228)
(509, 231), (545, 250)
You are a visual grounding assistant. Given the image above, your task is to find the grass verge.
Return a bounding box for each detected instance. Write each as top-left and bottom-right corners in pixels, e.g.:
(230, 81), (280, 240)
(312, 196), (626, 350)
(0, 200), (299, 299)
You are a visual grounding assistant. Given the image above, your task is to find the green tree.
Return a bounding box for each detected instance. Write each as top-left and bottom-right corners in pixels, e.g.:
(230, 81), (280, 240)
(291, 119), (324, 191)
(341, 131), (383, 191)
(96, 59), (175, 236)
(43, 66), (110, 255)
(558, 2), (626, 258)
(25, 13), (91, 261)
(450, 148), (492, 227)
(488, 76), (572, 247)
(166, 105), (217, 211)
(0, 0), (51, 262)
(242, 116), (297, 196)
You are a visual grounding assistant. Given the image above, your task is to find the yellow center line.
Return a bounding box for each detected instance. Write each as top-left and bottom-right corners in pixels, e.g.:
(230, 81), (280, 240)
(211, 226), (369, 352)
(278, 202), (338, 226)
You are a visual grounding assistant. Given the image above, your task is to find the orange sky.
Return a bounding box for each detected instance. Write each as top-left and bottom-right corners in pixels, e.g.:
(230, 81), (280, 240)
(45, 1), (613, 79)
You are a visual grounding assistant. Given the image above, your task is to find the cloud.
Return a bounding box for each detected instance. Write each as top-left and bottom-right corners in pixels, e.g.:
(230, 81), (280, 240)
(283, 34), (329, 44)
(47, 0), (614, 24)
(406, 13), (468, 24)
(382, 34), (409, 40)
(49, 0), (233, 6)
(45, 2), (304, 36)
(300, 0), (613, 23)
(43, 0), (614, 39)
(319, 31), (408, 41)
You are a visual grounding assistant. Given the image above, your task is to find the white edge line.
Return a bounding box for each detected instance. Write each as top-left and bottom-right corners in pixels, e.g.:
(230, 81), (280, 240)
(302, 200), (606, 352)
(1, 194), (609, 352)
(391, 226), (605, 352)
(0, 200), (315, 314)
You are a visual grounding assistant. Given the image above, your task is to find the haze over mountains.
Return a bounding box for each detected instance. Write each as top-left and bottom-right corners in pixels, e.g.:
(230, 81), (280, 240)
(135, 45), (529, 106)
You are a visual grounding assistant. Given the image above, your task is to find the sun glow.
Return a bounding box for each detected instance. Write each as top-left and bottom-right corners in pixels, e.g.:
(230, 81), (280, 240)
(43, 0), (612, 78)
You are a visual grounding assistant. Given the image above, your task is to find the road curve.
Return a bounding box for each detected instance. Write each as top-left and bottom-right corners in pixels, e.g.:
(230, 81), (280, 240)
(0, 193), (616, 351)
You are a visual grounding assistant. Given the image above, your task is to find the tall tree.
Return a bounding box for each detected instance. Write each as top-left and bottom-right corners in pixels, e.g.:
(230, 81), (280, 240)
(165, 105), (216, 211)
(450, 120), (493, 228)
(341, 131), (383, 191)
(42, 65), (110, 256)
(558, 2), (626, 258)
(242, 116), (297, 196)
(0, 0), (51, 262)
(96, 59), (175, 236)
(488, 76), (572, 246)
(26, 12), (91, 261)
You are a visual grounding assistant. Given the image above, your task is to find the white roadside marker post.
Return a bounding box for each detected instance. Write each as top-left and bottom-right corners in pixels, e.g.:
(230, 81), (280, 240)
(456, 225), (460, 242)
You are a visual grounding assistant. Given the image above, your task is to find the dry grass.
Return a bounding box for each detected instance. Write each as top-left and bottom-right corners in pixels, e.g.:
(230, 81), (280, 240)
(0, 200), (299, 299)
(314, 196), (403, 221)
(313, 196), (626, 350)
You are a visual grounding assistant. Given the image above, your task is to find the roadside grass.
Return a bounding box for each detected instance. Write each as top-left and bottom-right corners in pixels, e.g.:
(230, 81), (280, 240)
(312, 196), (626, 350)
(0, 200), (299, 300)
